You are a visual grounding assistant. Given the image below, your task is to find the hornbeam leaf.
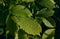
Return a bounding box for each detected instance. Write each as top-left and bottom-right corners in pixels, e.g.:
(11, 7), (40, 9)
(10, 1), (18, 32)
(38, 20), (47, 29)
(11, 5), (32, 17)
(39, 0), (55, 8)
(42, 17), (56, 28)
(11, 16), (42, 36)
(42, 29), (55, 39)
(36, 8), (54, 17)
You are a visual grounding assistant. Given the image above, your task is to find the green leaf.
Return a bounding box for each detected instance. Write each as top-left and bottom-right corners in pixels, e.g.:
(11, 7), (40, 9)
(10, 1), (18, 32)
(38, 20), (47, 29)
(21, 0), (34, 2)
(42, 17), (56, 28)
(11, 5), (32, 17)
(42, 29), (55, 39)
(36, 8), (54, 17)
(11, 16), (42, 36)
(39, 0), (55, 8)
(50, 0), (55, 4)
(15, 32), (18, 39)
(6, 16), (17, 33)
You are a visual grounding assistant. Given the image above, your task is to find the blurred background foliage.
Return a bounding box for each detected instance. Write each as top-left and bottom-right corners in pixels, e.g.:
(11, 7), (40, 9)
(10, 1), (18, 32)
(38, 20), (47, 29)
(0, 0), (60, 39)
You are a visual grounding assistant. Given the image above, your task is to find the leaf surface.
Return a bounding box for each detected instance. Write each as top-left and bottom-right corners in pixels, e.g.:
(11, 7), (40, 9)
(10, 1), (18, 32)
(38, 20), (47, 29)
(42, 29), (55, 39)
(11, 16), (42, 35)
(39, 0), (55, 8)
(36, 8), (54, 17)
(42, 17), (56, 28)
(11, 5), (32, 17)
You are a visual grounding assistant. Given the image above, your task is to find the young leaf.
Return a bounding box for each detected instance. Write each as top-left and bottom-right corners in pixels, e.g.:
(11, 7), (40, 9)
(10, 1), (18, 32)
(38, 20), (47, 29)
(39, 0), (55, 8)
(42, 17), (56, 28)
(42, 29), (55, 39)
(11, 16), (42, 36)
(11, 5), (32, 17)
(36, 8), (54, 17)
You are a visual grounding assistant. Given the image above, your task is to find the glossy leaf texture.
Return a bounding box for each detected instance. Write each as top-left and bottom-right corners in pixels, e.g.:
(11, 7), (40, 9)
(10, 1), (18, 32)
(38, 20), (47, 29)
(36, 8), (54, 17)
(11, 16), (42, 36)
(41, 17), (56, 28)
(42, 29), (55, 39)
(39, 0), (55, 8)
(11, 5), (32, 17)
(6, 16), (17, 33)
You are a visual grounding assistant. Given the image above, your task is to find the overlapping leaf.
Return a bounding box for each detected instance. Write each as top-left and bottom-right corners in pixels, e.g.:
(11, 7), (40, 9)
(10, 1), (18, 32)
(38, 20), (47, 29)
(36, 8), (54, 17)
(42, 29), (55, 39)
(39, 0), (55, 8)
(11, 16), (42, 36)
(11, 5), (32, 17)
(42, 17), (56, 28)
